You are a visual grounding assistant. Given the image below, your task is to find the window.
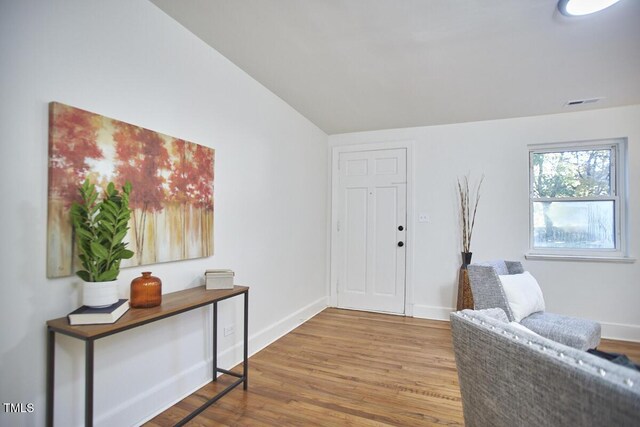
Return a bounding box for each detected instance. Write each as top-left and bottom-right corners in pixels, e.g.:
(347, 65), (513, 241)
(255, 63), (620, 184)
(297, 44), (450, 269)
(528, 139), (628, 260)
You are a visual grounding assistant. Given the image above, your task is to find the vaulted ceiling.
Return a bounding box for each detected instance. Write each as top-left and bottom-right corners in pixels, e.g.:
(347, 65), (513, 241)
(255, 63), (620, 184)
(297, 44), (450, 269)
(151, 0), (640, 134)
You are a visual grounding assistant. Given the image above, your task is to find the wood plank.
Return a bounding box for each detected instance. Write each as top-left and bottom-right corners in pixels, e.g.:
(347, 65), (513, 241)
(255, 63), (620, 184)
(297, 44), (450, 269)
(599, 338), (640, 364)
(147, 308), (640, 426)
(147, 308), (464, 426)
(47, 286), (248, 340)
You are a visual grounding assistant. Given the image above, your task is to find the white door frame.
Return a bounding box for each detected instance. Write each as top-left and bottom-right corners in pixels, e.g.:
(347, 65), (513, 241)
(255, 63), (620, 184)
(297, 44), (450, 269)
(329, 140), (415, 316)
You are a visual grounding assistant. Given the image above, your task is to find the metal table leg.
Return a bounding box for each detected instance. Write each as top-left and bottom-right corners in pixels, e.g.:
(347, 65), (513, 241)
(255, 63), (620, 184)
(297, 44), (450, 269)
(213, 301), (218, 382)
(86, 340), (94, 427)
(46, 329), (55, 427)
(243, 291), (248, 390)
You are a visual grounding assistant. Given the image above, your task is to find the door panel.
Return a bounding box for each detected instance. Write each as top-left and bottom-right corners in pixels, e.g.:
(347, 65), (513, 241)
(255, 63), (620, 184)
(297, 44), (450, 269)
(346, 159), (368, 176)
(337, 148), (407, 314)
(345, 187), (367, 293)
(375, 157), (398, 175)
(374, 186), (397, 296)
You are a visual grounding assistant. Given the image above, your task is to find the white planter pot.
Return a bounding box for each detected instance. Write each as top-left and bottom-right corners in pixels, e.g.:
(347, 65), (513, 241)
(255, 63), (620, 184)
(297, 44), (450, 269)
(83, 281), (119, 308)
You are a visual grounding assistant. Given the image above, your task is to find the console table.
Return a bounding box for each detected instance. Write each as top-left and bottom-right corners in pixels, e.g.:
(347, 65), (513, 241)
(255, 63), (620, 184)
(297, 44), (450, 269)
(46, 285), (249, 427)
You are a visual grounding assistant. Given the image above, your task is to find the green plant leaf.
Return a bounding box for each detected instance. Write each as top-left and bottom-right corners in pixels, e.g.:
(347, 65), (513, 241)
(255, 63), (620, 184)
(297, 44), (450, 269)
(90, 242), (109, 260)
(76, 270), (91, 281)
(113, 248), (134, 260)
(115, 211), (130, 222)
(99, 209), (116, 222)
(75, 227), (94, 240)
(96, 269), (118, 282)
(102, 200), (118, 216)
(88, 191), (98, 208)
(121, 249), (134, 259)
(112, 229), (127, 244)
(116, 218), (130, 229)
(101, 221), (116, 234)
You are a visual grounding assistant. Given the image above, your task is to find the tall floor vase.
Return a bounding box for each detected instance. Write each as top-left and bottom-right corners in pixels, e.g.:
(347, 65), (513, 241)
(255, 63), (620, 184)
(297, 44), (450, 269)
(456, 252), (474, 311)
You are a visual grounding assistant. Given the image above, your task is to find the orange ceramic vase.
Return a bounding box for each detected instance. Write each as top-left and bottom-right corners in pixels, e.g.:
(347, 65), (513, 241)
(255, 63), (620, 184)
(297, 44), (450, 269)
(130, 272), (162, 308)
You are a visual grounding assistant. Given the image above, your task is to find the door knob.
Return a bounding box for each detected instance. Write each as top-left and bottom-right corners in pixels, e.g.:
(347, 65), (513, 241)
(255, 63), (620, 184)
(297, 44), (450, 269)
(397, 241), (404, 247)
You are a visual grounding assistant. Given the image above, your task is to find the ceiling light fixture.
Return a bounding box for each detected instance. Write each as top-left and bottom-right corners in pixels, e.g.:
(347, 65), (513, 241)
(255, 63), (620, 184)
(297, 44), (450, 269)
(558, 0), (622, 16)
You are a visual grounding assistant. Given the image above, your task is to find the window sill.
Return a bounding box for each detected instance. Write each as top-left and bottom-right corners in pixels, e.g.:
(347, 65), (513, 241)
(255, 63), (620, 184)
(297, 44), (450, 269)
(525, 253), (636, 263)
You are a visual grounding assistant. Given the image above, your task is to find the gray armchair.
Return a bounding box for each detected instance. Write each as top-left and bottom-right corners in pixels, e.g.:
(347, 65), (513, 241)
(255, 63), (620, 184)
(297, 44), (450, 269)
(451, 308), (640, 427)
(467, 260), (600, 350)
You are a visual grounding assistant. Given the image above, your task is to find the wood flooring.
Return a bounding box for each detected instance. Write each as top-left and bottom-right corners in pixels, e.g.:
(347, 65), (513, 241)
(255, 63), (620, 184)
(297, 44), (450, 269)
(146, 308), (640, 426)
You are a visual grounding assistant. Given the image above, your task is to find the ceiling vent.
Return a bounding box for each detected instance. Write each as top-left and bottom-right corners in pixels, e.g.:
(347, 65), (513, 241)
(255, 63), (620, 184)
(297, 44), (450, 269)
(565, 97), (602, 107)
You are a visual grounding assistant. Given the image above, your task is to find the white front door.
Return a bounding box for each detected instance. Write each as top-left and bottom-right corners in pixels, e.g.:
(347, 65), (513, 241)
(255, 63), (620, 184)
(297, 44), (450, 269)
(336, 148), (407, 314)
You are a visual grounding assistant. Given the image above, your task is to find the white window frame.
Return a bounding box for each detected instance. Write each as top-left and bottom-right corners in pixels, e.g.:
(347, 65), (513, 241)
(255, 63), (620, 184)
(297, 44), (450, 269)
(526, 138), (632, 262)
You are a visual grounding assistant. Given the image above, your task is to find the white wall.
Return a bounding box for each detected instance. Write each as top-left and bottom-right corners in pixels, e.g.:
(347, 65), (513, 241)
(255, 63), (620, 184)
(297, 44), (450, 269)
(329, 105), (640, 341)
(0, 1), (328, 426)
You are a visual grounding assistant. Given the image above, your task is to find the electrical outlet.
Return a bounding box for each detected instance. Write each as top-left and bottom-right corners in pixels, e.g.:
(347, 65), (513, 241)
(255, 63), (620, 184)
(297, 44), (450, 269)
(418, 213), (430, 223)
(224, 325), (235, 337)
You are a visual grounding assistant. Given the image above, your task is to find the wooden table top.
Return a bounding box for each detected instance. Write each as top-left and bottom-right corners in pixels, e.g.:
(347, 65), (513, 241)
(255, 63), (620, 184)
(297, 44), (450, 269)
(47, 285), (249, 340)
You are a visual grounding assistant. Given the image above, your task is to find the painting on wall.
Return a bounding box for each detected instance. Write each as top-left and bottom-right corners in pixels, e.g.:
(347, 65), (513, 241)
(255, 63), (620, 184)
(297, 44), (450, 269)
(47, 102), (214, 278)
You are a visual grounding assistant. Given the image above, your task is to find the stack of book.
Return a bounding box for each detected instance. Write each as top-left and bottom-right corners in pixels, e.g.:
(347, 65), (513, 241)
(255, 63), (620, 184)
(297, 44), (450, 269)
(205, 269), (235, 290)
(68, 299), (130, 326)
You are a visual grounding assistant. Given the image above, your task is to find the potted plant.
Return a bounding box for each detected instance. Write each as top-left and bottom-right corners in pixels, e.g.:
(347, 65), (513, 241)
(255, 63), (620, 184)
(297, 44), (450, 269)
(456, 173), (483, 311)
(70, 179), (134, 307)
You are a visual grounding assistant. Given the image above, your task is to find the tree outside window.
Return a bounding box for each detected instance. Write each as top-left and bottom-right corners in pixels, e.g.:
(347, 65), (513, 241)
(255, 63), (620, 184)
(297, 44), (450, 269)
(528, 139), (627, 257)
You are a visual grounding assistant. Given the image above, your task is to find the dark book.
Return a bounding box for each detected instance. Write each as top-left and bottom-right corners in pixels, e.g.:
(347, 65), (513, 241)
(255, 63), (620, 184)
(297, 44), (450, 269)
(68, 299), (130, 325)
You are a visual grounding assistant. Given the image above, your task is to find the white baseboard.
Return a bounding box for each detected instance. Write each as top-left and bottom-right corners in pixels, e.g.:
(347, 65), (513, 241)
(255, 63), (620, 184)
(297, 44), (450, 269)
(248, 295), (329, 356)
(96, 358), (212, 426)
(601, 321), (640, 342)
(412, 304), (455, 321)
(412, 304), (640, 343)
(122, 296), (328, 426)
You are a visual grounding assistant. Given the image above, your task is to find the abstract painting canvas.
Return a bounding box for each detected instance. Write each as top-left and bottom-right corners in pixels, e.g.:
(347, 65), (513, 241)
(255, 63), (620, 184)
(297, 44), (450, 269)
(47, 102), (214, 278)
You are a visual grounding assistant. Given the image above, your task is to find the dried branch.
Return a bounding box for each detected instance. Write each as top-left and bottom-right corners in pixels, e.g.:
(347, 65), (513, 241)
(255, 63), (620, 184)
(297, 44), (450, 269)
(457, 173), (484, 253)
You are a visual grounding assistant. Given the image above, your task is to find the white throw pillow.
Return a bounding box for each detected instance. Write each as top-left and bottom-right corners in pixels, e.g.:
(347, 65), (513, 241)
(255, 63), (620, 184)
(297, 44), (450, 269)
(498, 271), (546, 322)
